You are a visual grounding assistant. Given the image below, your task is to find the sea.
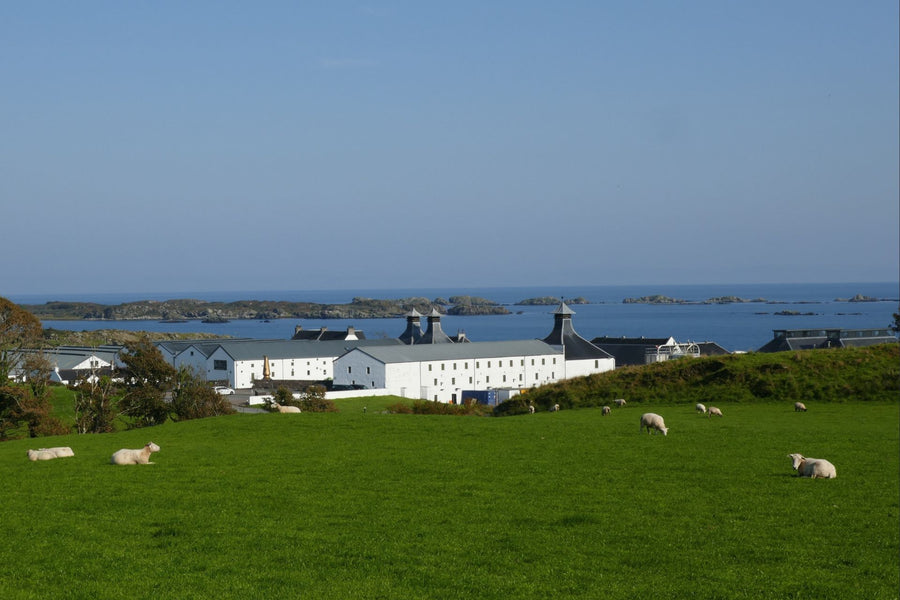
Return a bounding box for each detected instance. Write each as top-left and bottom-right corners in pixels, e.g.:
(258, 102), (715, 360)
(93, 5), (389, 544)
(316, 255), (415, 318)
(10, 282), (899, 353)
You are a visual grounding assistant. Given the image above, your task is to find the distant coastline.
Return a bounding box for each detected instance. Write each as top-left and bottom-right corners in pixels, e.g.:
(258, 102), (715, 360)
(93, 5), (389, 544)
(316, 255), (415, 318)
(18, 291), (896, 322)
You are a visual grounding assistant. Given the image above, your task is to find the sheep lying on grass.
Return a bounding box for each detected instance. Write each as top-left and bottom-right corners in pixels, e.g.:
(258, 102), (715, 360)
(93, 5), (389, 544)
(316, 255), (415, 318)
(27, 447), (75, 460)
(272, 402), (301, 413)
(787, 453), (836, 479)
(614, 398), (626, 407)
(640, 413), (668, 436)
(708, 406), (723, 417)
(602, 406), (611, 416)
(27, 449), (59, 461)
(44, 446), (74, 458)
(111, 442), (160, 465)
(794, 402), (807, 412)
(696, 403), (707, 414)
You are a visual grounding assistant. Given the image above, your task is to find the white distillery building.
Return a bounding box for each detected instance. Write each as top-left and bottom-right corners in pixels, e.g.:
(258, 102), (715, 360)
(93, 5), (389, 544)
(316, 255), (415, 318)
(334, 340), (568, 403)
(179, 339), (403, 389)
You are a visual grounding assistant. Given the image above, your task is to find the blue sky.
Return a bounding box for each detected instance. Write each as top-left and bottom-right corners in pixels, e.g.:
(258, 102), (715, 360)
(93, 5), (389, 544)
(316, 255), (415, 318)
(3, 1), (898, 296)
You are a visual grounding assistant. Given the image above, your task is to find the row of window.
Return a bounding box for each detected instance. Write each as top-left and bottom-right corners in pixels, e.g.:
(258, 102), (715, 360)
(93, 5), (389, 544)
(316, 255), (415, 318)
(426, 357), (556, 371)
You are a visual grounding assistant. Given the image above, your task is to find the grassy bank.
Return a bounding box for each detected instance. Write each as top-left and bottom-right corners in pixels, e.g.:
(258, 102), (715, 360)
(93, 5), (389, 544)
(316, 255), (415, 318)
(507, 344), (899, 412)
(2, 398), (897, 599)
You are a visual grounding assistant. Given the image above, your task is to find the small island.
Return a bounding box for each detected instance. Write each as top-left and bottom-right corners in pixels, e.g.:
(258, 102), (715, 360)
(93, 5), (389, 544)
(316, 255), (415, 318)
(516, 296), (589, 306)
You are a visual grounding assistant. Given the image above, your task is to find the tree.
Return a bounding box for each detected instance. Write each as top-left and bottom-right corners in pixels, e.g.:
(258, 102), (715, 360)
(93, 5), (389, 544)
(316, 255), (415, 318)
(21, 351), (53, 400)
(297, 384), (336, 412)
(0, 296), (43, 382)
(0, 382), (68, 439)
(117, 336), (176, 428)
(73, 375), (118, 434)
(891, 309), (900, 334)
(170, 366), (235, 421)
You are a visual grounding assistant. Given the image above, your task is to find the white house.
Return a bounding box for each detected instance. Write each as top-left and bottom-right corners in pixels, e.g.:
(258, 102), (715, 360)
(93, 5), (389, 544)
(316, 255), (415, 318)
(13, 346), (120, 385)
(333, 340), (567, 403)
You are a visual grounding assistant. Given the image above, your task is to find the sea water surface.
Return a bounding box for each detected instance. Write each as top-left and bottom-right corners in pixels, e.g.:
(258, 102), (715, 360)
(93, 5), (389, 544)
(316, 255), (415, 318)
(12, 282), (899, 352)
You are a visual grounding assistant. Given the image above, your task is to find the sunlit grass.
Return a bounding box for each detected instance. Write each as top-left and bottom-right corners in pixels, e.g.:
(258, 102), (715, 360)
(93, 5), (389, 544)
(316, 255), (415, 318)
(2, 400), (897, 599)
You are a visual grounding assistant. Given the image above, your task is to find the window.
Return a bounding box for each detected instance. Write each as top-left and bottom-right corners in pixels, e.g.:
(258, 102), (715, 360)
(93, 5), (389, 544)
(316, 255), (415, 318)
(441, 364), (445, 371)
(520, 359), (524, 366)
(452, 377), (456, 385)
(214, 360), (227, 370)
(453, 363), (457, 370)
(486, 376), (490, 383)
(509, 360), (513, 367)
(476, 362), (480, 368)
(531, 359), (535, 366)
(469, 377), (473, 384)
(190, 351), (194, 356)
(366, 367), (371, 374)
(542, 358), (546, 365)
(348, 366), (352, 374)
(487, 361), (491, 368)
(465, 362), (468, 369)
(428, 365), (432, 371)
(502, 375), (507, 382)
(552, 358), (556, 364)
(594, 360), (599, 368)
(434, 378), (438, 385)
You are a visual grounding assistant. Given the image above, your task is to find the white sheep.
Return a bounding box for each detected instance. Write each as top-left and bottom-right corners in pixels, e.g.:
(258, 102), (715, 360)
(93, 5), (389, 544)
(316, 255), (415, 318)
(272, 402), (301, 413)
(602, 406), (611, 416)
(614, 398), (626, 407)
(794, 402), (807, 412)
(696, 403), (707, 414)
(111, 442), (160, 465)
(528, 404), (535, 414)
(708, 406), (723, 417)
(41, 446), (75, 458)
(788, 453), (836, 479)
(27, 449), (58, 461)
(639, 413), (668, 436)
(551, 404), (560, 412)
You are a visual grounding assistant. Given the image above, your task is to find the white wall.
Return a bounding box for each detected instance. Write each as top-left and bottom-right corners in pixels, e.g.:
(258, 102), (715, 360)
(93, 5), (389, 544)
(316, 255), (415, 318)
(565, 357), (615, 378)
(334, 347), (565, 403)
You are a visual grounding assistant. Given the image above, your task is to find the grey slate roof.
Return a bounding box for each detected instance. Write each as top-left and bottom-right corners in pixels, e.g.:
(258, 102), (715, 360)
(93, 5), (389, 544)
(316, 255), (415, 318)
(418, 308), (453, 344)
(542, 302), (613, 361)
(346, 340), (562, 364)
(757, 328), (897, 352)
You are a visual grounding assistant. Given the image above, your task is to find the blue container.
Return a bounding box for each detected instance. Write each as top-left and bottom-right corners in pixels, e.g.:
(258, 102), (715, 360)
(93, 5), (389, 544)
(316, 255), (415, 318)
(461, 390), (498, 406)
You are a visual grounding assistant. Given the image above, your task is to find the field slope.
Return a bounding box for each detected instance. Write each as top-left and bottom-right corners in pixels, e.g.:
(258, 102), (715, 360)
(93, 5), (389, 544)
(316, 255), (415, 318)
(2, 396), (897, 599)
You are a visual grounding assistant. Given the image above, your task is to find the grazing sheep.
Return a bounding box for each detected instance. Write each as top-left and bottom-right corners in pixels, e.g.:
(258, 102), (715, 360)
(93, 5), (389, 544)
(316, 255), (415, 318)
(272, 402), (301, 413)
(788, 453), (836, 479)
(614, 398), (626, 407)
(602, 406), (611, 416)
(27, 449), (58, 461)
(528, 404), (535, 414)
(639, 413), (668, 436)
(550, 404), (560, 412)
(696, 403), (707, 414)
(41, 446), (75, 458)
(111, 442), (160, 465)
(708, 406), (723, 417)
(794, 402), (807, 412)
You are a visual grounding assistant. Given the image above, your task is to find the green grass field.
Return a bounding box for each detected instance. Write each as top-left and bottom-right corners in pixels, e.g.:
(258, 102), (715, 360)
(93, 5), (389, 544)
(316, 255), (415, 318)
(2, 398), (897, 599)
